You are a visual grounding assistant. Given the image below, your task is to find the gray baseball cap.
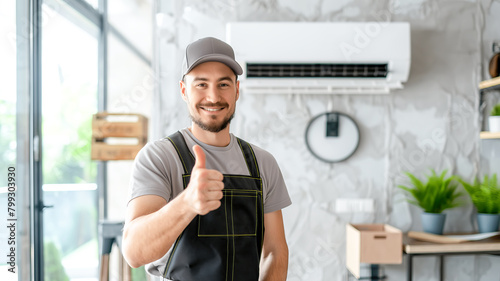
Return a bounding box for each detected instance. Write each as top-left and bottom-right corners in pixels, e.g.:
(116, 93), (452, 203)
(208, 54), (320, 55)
(182, 37), (243, 77)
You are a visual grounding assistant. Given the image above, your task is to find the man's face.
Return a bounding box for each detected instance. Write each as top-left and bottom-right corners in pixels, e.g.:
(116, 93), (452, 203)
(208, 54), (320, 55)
(180, 61), (239, 133)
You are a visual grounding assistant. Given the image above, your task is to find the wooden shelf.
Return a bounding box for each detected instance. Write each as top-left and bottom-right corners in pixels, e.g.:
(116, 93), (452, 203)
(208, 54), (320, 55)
(479, 76), (500, 91)
(404, 233), (500, 254)
(480, 131), (500, 139)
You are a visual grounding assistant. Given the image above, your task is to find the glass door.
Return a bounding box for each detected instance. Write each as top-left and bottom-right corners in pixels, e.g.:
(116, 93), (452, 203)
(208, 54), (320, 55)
(0, 0), (18, 279)
(40, 2), (99, 280)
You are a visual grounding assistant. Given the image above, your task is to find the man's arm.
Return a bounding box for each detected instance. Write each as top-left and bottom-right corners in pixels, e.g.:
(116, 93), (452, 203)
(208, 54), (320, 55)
(259, 210), (289, 281)
(122, 194), (196, 268)
(122, 145), (224, 268)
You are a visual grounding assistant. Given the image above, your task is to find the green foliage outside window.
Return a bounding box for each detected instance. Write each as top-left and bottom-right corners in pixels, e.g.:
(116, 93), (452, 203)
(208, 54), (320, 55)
(0, 99), (16, 187)
(42, 116), (96, 184)
(44, 241), (70, 281)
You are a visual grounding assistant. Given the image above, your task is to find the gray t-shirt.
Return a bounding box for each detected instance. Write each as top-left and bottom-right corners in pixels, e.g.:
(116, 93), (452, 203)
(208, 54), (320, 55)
(128, 128), (291, 277)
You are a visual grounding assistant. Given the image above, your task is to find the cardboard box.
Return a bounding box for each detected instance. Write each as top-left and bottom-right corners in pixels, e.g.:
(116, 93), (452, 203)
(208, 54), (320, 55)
(346, 224), (402, 279)
(91, 113), (148, 161)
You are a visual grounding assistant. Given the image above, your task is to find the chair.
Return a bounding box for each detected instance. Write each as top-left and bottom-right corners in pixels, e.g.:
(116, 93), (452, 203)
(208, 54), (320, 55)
(99, 221), (131, 281)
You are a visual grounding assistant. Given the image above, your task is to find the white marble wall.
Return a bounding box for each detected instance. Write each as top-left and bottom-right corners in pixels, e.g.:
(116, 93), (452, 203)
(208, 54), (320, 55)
(153, 0), (500, 280)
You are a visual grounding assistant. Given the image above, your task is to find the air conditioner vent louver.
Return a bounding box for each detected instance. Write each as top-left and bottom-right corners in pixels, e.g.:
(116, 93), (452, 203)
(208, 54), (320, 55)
(246, 63), (388, 78)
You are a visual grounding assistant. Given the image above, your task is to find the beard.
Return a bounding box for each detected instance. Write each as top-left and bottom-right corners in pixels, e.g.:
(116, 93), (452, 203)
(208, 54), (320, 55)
(190, 104), (235, 133)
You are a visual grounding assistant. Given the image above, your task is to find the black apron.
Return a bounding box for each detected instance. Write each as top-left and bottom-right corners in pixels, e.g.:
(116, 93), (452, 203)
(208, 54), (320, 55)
(164, 131), (264, 281)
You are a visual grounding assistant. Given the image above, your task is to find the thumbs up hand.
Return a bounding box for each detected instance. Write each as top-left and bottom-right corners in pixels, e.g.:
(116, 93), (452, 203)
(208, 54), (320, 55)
(183, 145), (224, 215)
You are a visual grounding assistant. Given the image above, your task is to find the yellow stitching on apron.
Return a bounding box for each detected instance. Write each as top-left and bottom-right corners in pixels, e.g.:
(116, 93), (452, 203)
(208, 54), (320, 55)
(197, 234), (258, 237)
(231, 189), (235, 281)
(222, 188), (262, 194)
(167, 137), (188, 173)
(164, 231), (184, 277)
(237, 139), (252, 176)
(198, 192), (259, 237)
(167, 134), (264, 280)
(248, 144), (260, 178)
(197, 172), (263, 237)
(255, 192), (258, 234)
(224, 175), (260, 180)
(225, 190), (229, 281)
(164, 173), (191, 276)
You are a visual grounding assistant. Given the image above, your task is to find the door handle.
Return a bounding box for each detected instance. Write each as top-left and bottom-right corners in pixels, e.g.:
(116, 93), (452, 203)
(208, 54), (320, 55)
(36, 202), (54, 211)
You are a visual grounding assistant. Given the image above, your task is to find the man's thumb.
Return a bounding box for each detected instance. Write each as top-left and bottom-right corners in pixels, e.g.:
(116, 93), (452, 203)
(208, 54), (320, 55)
(193, 145), (206, 169)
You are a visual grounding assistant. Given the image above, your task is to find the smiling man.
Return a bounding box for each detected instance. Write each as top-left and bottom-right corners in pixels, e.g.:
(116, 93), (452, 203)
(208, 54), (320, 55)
(123, 37), (291, 281)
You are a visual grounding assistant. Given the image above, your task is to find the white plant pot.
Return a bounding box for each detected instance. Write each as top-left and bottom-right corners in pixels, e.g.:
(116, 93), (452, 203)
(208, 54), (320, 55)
(489, 116), (500, 132)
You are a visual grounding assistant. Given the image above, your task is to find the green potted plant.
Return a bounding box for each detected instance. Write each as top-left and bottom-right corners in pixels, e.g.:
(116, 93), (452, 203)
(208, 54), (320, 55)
(398, 169), (463, 234)
(459, 174), (500, 233)
(489, 103), (500, 132)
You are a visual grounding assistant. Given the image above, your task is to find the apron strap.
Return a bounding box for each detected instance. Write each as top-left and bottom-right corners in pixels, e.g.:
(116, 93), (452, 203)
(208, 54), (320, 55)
(167, 131), (261, 179)
(166, 131), (196, 175)
(236, 138), (261, 178)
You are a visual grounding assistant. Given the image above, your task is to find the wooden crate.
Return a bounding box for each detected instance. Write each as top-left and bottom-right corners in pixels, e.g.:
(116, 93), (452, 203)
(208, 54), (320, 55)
(91, 113), (148, 161)
(92, 112), (148, 138)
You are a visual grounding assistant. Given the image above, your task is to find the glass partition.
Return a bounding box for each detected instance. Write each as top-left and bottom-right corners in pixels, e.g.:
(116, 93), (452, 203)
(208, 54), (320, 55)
(0, 0), (18, 279)
(41, 3), (99, 280)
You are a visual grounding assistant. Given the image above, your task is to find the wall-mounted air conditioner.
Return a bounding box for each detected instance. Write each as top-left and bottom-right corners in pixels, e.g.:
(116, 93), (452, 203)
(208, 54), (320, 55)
(226, 22), (411, 94)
